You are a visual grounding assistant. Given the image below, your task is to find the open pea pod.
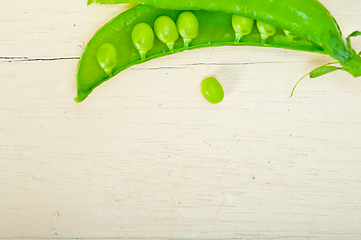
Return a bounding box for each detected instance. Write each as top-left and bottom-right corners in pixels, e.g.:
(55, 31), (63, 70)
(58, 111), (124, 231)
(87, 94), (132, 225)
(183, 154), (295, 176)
(87, 0), (361, 75)
(76, 4), (328, 102)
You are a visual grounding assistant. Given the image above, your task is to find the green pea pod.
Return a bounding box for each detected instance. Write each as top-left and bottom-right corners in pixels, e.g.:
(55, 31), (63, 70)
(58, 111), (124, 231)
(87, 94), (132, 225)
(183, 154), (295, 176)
(88, 0), (361, 78)
(76, 5), (327, 102)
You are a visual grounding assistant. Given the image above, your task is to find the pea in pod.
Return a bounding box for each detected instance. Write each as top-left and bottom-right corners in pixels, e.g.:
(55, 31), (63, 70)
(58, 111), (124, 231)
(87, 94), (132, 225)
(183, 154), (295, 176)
(131, 22), (154, 61)
(256, 21), (277, 43)
(231, 15), (254, 42)
(177, 11), (199, 48)
(96, 43), (117, 75)
(76, 1), (361, 102)
(154, 15), (179, 52)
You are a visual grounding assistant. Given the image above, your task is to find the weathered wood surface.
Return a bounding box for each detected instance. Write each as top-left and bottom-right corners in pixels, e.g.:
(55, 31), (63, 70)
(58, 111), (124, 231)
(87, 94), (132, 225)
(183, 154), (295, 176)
(1, 0), (361, 239)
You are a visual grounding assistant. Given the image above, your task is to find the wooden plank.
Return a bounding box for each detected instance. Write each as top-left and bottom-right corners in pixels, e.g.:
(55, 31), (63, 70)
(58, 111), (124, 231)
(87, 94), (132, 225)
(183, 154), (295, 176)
(1, 0), (361, 239)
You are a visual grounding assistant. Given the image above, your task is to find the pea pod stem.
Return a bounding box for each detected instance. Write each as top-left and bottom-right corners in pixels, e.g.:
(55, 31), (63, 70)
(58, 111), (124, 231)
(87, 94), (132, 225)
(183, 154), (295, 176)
(289, 62), (339, 97)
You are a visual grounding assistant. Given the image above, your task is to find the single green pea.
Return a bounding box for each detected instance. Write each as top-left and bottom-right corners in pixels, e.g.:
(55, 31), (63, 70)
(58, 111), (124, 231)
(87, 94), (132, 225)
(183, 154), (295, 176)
(154, 15), (179, 52)
(256, 21), (277, 42)
(131, 22), (155, 61)
(176, 11), (199, 48)
(96, 43), (117, 76)
(283, 29), (297, 40)
(231, 15), (254, 42)
(201, 77), (224, 104)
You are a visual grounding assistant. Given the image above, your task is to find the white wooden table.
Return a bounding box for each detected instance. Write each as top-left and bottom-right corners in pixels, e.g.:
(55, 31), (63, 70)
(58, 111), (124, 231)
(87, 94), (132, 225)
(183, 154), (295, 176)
(1, 0), (361, 239)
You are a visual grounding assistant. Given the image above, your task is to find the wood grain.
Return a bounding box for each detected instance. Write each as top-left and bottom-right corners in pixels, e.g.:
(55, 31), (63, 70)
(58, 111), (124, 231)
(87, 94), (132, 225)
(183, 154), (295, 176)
(1, 0), (361, 239)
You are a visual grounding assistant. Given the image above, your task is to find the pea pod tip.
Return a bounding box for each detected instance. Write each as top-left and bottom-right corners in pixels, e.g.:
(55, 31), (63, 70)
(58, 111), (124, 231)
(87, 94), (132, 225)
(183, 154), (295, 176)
(74, 93), (87, 103)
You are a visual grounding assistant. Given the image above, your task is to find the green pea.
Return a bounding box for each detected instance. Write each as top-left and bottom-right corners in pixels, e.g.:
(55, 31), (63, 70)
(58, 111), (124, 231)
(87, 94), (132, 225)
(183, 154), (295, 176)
(131, 22), (155, 61)
(283, 29), (297, 40)
(231, 15), (254, 42)
(176, 11), (199, 48)
(154, 15), (179, 52)
(96, 43), (117, 76)
(256, 21), (277, 42)
(201, 77), (224, 104)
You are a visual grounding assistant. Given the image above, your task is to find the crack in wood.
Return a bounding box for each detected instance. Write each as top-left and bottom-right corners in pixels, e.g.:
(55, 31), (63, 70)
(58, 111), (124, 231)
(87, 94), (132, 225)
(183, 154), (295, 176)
(0, 56), (80, 62)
